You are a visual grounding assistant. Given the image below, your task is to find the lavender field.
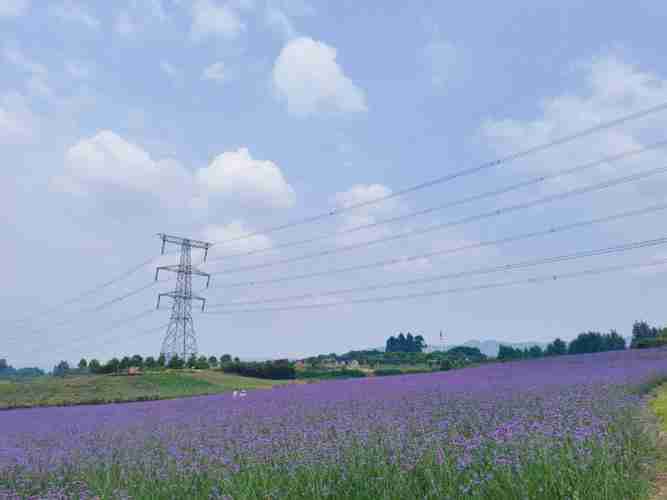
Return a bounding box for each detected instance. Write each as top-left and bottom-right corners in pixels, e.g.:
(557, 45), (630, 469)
(2, 349), (667, 499)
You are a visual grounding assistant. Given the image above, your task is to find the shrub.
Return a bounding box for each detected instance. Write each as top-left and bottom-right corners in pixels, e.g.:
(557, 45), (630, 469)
(223, 360), (296, 380)
(373, 368), (403, 377)
(296, 369), (367, 380)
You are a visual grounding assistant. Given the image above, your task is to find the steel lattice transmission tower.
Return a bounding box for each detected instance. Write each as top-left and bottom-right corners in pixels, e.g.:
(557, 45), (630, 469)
(155, 234), (212, 362)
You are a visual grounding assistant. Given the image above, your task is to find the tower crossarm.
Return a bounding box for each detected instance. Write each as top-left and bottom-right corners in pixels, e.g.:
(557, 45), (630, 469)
(157, 292), (207, 311)
(155, 265), (211, 287)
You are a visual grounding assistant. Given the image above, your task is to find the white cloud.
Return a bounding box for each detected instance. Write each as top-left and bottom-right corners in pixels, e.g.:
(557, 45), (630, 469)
(191, 0), (245, 41)
(57, 130), (192, 200)
(334, 183), (397, 214)
(481, 54), (667, 192)
(0, 0), (28, 17)
(202, 220), (273, 255)
(202, 61), (227, 83)
(0, 91), (37, 144)
(272, 37), (367, 116)
(422, 40), (458, 88)
(332, 183), (398, 245)
(51, 1), (100, 29)
(197, 147), (295, 208)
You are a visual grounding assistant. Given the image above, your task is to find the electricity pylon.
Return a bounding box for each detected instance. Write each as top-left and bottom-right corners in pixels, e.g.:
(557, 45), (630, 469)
(155, 234), (212, 362)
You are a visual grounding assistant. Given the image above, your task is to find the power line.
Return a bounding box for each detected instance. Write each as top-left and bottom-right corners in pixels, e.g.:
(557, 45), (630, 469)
(202, 258), (667, 315)
(207, 237), (667, 308)
(209, 164), (667, 276)
(6, 279), (172, 346)
(7, 255), (160, 326)
(203, 203), (667, 291)
(206, 140), (667, 263)
(206, 101), (667, 248)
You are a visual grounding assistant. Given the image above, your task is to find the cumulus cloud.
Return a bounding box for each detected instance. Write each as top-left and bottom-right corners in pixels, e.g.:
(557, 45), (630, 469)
(332, 183), (398, 245)
(56, 130), (192, 201)
(191, 0), (245, 41)
(202, 220), (273, 255)
(272, 37), (367, 116)
(51, 1), (100, 29)
(197, 147), (295, 208)
(0, 0), (28, 17)
(202, 61), (227, 83)
(482, 54), (667, 177)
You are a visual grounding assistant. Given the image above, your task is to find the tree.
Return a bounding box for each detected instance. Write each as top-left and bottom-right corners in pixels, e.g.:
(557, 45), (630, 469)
(53, 360), (70, 377)
(631, 321), (662, 348)
(195, 356), (210, 369)
(604, 330), (626, 351)
(220, 354), (232, 364)
(528, 345), (544, 358)
(233, 356), (240, 363)
(186, 354), (197, 369)
(144, 356), (157, 370)
(130, 355), (143, 368)
(208, 356), (218, 368)
(88, 359), (101, 373)
(104, 358), (120, 374)
(167, 355), (184, 369)
(545, 338), (567, 356)
(119, 356), (131, 370)
(0, 359), (8, 371)
(78, 358), (88, 370)
(157, 354), (166, 367)
(498, 345), (523, 361)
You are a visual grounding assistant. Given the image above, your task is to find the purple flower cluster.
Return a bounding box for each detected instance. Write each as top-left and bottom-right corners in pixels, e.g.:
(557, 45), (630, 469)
(1, 348), (666, 476)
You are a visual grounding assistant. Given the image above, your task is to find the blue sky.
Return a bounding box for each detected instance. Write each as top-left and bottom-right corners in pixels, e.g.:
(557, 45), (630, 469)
(2, 0), (667, 368)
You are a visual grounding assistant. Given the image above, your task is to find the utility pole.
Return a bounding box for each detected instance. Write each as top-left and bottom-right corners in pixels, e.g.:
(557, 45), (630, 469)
(155, 234), (212, 362)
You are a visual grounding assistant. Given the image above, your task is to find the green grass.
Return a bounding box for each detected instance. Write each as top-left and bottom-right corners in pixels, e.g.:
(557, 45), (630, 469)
(0, 370), (291, 409)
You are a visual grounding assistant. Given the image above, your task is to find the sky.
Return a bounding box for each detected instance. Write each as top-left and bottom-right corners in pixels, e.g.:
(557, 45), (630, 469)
(2, 0), (667, 368)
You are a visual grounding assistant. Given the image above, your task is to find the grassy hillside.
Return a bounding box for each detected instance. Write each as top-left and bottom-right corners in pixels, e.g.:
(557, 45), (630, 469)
(0, 370), (292, 409)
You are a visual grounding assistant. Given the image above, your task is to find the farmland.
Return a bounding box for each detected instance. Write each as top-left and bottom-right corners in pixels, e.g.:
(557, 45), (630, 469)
(1, 348), (667, 499)
(0, 370), (289, 409)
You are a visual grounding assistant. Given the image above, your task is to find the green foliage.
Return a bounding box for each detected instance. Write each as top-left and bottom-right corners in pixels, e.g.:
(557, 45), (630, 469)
(130, 355), (143, 368)
(0, 359), (44, 379)
(386, 332), (426, 353)
(568, 331), (626, 355)
(373, 368), (403, 376)
(631, 320), (667, 349)
(0, 371), (284, 409)
(297, 369), (367, 380)
(498, 345), (544, 361)
(195, 356), (210, 370)
(445, 346), (486, 362)
(167, 355), (185, 370)
(52, 360), (70, 377)
(208, 356), (218, 368)
(224, 360), (296, 380)
(144, 357), (157, 370)
(77, 359), (88, 370)
(545, 338), (567, 356)
(88, 359), (101, 373)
